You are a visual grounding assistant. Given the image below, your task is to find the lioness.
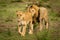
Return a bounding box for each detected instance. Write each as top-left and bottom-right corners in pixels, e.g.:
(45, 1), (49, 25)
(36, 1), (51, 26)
(16, 10), (34, 36)
(27, 5), (48, 31)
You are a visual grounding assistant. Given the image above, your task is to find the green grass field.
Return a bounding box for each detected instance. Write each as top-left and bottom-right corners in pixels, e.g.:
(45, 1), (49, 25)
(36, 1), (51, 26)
(0, 1), (60, 40)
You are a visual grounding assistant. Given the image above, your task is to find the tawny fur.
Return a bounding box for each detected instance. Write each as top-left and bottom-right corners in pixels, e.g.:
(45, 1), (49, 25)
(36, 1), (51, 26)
(27, 5), (48, 31)
(16, 11), (33, 36)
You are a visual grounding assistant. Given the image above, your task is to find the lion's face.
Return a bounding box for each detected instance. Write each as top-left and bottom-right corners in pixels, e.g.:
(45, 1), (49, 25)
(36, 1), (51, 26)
(27, 5), (36, 16)
(27, 5), (39, 16)
(29, 7), (36, 15)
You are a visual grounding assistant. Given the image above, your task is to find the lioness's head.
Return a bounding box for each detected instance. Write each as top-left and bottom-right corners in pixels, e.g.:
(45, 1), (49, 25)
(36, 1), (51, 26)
(16, 11), (25, 21)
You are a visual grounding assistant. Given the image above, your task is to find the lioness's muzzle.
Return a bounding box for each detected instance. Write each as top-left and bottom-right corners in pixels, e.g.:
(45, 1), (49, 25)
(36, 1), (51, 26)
(18, 21), (26, 26)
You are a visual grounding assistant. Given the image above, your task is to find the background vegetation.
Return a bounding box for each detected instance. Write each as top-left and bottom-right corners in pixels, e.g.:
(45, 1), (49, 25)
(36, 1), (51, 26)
(0, 0), (60, 40)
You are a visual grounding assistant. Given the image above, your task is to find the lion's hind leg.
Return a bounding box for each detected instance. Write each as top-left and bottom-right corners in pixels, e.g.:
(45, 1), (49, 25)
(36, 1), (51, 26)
(44, 16), (48, 30)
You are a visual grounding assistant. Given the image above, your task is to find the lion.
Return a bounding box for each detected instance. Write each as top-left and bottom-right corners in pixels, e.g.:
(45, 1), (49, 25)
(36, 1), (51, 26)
(16, 10), (34, 36)
(27, 4), (48, 31)
(26, 5), (39, 24)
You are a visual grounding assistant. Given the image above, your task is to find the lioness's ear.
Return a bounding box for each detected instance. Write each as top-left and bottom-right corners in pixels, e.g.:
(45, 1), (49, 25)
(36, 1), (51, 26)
(16, 10), (20, 13)
(16, 10), (18, 12)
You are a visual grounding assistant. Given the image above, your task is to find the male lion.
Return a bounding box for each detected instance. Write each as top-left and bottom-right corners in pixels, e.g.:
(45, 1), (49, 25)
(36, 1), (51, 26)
(27, 5), (48, 31)
(16, 10), (34, 36)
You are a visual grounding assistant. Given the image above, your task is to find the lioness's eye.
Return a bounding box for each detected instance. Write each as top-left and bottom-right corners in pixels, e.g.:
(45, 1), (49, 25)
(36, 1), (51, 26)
(17, 15), (18, 16)
(20, 15), (22, 16)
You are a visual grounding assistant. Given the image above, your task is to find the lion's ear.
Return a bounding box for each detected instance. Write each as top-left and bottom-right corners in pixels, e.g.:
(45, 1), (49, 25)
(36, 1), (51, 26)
(30, 5), (32, 8)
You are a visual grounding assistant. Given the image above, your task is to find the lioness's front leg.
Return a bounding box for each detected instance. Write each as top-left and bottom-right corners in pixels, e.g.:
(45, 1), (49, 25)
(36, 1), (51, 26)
(21, 21), (27, 36)
(29, 21), (33, 34)
(21, 25), (27, 36)
(18, 23), (22, 34)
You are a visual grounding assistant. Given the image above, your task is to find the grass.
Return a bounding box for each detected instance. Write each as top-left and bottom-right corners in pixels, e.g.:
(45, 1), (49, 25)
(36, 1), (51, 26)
(0, 2), (60, 40)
